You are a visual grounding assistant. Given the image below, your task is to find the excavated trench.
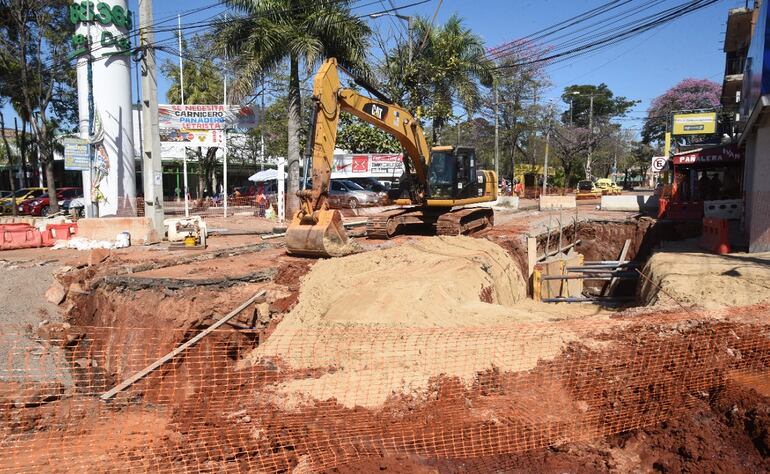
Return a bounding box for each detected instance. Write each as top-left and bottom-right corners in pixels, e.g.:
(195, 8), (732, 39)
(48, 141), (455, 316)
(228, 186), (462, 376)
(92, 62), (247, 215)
(522, 217), (702, 304)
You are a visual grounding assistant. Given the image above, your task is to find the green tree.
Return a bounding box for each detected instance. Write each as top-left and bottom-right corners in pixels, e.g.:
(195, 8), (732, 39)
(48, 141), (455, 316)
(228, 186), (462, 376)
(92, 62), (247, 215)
(216, 0), (370, 216)
(381, 14), (493, 143)
(161, 34), (225, 197)
(551, 125), (593, 187)
(642, 78), (721, 145)
(0, 0), (76, 213)
(561, 84), (638, 129)
(0, 107), (18, 215)
(336, 112), (400, 153)
(479, 50), (551, 177)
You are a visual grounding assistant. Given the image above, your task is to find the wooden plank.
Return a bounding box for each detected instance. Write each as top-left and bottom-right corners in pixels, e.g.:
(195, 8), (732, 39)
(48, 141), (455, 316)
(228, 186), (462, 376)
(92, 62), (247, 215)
(603, 239), (631, 296)
(100, 290), (266, 401)
(537, 240), (582, 262)
(527, 237), (537, 279)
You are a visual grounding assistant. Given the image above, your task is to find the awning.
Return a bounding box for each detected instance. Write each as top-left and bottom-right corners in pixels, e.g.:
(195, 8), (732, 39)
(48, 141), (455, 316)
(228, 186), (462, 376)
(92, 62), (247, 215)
(248, 169), (279, 182)
(672, 144), (742, 165)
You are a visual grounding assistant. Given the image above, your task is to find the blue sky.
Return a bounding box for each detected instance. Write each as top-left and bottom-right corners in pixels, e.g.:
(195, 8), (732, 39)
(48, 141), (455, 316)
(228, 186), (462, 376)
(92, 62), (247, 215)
(2, 0), (748, 137)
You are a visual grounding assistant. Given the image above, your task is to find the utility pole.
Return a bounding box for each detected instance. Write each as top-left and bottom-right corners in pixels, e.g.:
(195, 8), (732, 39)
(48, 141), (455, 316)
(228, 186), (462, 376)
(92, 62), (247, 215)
(260, 75), (265, 171)
(457, 116), (461, 144)
(407, 16), (413, 65)
(586, 95), (594, 180)
(494, 81), (499, 179)
(612, 133), (618, 182)
(223, 73), (228, 219)
(532, 88), (539, 167)
(139, 0), (165, 236)
(177, 14), (185, 106)
(542, 124), (550, 196)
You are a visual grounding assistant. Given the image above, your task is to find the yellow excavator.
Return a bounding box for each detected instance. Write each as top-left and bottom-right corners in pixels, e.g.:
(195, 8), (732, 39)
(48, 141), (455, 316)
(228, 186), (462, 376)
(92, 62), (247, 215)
(285, 58), (498, 257)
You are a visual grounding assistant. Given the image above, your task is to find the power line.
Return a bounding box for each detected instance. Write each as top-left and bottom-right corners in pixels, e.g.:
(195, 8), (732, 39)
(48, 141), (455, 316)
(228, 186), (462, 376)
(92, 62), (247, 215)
(492, 0), (722, 68)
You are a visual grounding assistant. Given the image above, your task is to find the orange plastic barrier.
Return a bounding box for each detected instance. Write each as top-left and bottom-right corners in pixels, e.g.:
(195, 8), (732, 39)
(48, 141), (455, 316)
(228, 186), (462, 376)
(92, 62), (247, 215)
(700, 217), (730, 254)
(46, 222), (78, 242)
(0, 223), (43, 250)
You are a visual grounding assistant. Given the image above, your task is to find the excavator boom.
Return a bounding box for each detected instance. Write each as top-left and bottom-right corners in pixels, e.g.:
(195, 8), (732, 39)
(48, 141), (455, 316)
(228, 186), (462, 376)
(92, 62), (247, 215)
(286, 58), (430, 257)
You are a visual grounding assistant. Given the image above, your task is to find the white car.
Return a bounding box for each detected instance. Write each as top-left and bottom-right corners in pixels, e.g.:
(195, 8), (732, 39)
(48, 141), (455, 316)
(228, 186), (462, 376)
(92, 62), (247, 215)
(63, 197), (87, 217)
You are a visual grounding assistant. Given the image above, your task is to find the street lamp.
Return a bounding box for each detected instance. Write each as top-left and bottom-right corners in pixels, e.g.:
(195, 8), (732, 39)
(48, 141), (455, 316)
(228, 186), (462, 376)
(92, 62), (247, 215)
(568, 91), (580, 126)
(369, 12), (413, 64)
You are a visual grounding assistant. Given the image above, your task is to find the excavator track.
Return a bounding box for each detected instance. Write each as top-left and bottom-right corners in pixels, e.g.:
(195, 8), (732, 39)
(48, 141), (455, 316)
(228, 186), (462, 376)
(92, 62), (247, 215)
(366, 208), (432, 239)
(367, 206), (494, 239)
(436, 207), (494, 236)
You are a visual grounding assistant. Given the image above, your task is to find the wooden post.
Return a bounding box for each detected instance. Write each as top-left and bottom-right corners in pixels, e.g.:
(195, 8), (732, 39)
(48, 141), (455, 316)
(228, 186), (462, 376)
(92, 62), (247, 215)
(527, 236), (537, 279)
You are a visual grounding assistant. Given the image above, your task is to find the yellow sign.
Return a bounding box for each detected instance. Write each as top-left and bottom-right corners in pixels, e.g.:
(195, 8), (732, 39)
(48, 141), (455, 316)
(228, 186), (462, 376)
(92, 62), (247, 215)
(672, 112), (717, 135)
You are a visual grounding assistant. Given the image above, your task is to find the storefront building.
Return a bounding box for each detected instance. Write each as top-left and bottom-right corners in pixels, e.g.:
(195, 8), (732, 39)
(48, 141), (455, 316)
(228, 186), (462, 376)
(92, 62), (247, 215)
(739, 0), (770, 252)
(661, 145), (743, 220)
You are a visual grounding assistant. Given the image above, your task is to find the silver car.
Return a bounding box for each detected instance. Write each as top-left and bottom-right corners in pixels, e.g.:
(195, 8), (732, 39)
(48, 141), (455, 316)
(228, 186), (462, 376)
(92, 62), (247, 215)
(329, 179), (381, 209)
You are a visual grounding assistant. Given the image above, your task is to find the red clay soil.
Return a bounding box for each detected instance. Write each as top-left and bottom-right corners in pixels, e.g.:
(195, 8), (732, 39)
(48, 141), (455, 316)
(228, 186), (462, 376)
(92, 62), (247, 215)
(5, 311), (770, 473)
(68, 313), (770, 470)
(50, 250), (313, 398)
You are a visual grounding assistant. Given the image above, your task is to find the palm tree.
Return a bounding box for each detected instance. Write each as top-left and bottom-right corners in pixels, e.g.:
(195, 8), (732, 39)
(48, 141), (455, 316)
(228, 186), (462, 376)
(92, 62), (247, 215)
(382, 14), (493, 143)
(216, 0), (370, 216)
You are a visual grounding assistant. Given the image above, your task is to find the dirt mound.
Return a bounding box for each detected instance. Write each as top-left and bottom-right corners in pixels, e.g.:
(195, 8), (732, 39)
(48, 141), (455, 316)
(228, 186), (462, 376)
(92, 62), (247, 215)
(275, 235), (526, 328)
(640, 249), (770, 309)
(243, 236), (580, 409)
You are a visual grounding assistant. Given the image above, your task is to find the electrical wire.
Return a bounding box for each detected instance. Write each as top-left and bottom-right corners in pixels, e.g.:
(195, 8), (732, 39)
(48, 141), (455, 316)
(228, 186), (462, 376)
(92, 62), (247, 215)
(489, 0), (722, 68)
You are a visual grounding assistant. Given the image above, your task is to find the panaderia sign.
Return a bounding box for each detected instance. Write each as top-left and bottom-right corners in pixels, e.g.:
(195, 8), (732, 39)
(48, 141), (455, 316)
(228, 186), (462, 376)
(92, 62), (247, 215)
(672, 145), (742, 165)
(158, 104), (259, 130)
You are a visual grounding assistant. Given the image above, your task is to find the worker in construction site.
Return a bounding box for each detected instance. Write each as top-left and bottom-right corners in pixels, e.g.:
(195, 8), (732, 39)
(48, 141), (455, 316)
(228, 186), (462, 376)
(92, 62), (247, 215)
(514, 179), (523, 197)
(255, 184), (268, 217)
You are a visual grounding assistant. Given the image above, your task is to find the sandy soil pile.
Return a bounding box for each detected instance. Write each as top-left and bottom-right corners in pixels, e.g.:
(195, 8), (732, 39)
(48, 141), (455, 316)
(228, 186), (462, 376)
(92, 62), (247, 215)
(245, 236), (602, 409)
(640, 249), (770, 308)
(276, 235), (526, 328)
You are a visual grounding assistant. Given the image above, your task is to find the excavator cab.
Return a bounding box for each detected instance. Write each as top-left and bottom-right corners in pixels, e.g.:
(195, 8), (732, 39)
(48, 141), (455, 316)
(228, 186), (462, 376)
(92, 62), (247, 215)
(427, 146), (479, 200)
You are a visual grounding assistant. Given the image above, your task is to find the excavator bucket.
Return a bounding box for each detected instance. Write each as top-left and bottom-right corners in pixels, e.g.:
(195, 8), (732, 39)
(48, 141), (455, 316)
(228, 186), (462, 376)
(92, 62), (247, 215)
(285, 208), (352, 258)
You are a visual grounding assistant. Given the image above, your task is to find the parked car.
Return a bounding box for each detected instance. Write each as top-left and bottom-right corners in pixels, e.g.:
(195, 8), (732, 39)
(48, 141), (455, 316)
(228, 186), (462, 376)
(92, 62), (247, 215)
(18, 187), (82, 216)
(575, 180), (601, 199)
(328, 179), (381, 209)
(346, 177), (390, 193)
(0, 187), (46, 214)
(62, 197), (87, 217)
(0, 190), (12, 199)
(594, 178), (621, 195)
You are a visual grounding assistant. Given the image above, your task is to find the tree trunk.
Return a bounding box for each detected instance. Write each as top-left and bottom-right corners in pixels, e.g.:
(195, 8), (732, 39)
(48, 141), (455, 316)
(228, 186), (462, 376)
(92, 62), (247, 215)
(14, 118), (27, 188)
(45, 158), (58, 213)
(33, 118), (58, 213)
(197, 147), (205, 198)
(0, 112), (18, 216)
(286, 54), (301, 218)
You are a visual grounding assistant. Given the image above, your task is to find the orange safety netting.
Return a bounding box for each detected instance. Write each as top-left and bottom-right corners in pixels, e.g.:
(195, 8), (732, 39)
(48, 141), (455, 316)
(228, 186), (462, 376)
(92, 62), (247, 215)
(1, 310), (769, 472)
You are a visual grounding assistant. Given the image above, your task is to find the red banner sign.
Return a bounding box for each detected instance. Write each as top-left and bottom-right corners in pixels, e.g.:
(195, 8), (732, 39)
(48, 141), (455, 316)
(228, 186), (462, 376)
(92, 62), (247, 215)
(352, 155), (369, 173)
(672, 145), (742, 165)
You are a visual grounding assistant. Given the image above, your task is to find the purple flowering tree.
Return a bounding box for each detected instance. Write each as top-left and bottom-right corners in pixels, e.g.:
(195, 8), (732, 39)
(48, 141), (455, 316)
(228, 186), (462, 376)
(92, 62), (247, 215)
(643, 78), (721, 144)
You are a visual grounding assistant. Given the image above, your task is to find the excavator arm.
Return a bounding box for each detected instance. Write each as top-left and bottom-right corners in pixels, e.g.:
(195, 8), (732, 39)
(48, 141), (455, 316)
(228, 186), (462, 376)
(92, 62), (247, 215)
(287, 58), (430, 257)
